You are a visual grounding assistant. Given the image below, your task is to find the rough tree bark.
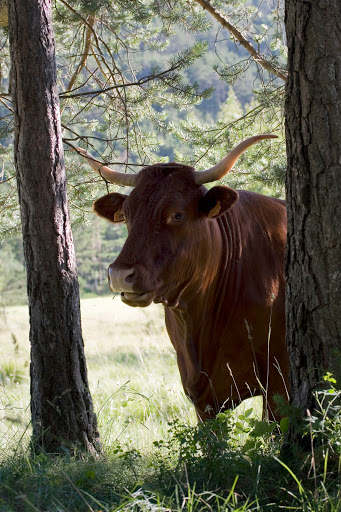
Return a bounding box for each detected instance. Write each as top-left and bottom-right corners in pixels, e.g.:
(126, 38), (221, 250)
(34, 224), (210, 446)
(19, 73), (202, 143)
(8, 0), (101, 454)
(285, 0), (341, 440)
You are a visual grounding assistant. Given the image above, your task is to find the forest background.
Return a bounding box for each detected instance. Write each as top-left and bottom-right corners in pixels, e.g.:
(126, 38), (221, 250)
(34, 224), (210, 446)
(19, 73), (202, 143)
(0, 0), (286, 307)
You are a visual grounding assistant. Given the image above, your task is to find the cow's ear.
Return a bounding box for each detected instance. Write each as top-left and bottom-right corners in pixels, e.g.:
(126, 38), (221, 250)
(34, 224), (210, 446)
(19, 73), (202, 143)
(93, 193), (128, 223)
(199, 186), (239, 218)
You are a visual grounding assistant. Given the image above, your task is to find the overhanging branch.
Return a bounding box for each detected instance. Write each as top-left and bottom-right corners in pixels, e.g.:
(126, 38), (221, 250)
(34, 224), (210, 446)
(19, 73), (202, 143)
(192, 0), (287, 81)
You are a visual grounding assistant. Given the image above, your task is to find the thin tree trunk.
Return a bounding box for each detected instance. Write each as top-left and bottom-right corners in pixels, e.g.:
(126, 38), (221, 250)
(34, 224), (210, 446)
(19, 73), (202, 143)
(8, 0), (100, 454)
(285, 0), (341, 442)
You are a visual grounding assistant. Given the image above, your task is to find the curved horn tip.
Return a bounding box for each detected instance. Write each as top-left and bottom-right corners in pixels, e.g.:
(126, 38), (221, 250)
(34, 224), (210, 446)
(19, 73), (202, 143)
(194, 133), (278, 185)
(74, 147), (101, 164)
(74, 147), (139, 187)
(252, 134), (278, 140)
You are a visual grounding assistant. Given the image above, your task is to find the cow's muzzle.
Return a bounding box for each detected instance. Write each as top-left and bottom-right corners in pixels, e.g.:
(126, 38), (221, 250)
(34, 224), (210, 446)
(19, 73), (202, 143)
(108, 265), (155, 307)
(108, 265), (135, 293)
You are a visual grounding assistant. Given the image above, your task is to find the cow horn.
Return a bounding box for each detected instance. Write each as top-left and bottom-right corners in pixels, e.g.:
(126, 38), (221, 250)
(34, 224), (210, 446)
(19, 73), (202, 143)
(75, 147), (139, 187)
(194, 134), (278, 185)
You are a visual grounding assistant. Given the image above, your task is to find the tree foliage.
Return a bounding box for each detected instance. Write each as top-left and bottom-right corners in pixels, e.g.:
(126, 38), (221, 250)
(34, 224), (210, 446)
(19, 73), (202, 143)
(0, 0), (288, 307)
(1, 0), (287, 247)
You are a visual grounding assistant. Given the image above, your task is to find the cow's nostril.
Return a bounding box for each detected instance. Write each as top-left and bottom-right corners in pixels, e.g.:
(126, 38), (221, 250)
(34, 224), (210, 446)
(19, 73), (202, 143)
(108, 266), (136, 292)
(125, 272), (134, 284)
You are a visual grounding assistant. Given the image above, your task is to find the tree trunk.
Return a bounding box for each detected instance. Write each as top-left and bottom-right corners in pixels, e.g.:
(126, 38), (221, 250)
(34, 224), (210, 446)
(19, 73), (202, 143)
(285, 0), (341, 441)
(8, 0), (101, 454)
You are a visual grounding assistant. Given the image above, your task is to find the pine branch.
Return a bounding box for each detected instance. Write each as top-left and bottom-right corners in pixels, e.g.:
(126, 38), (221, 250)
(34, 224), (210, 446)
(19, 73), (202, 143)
(66, 14), (95, 92)
(0, 97), (13, 112)
(60, 63), (185, 98)
(192, 0), (287, 81)
(59, 0), (121, 83)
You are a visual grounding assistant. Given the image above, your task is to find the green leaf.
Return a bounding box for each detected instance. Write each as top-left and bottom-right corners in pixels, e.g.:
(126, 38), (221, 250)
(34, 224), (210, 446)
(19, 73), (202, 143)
(280, 417), (289, 434)
(250, 420), (277, 437)
(235, 421), (246, 431)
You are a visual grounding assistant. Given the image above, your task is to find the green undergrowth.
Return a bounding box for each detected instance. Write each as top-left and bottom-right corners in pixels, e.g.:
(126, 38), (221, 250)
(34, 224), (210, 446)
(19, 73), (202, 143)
(1, 402), (341, 512)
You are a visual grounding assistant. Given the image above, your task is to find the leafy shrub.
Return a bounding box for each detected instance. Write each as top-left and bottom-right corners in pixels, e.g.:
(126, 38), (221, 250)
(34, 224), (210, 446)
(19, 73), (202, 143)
(155, 408), (284, 462)
(308, 373), (341, 455)
(152, 407), (286, 495)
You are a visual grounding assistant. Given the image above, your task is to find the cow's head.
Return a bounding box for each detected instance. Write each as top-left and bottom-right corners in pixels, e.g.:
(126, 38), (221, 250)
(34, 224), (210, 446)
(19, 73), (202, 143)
(77, 135), (276, 308)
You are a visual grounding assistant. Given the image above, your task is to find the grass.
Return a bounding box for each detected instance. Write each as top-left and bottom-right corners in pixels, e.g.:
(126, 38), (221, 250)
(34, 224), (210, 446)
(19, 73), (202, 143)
(0, 296), (196, 452)
(0, 297), (341, 511)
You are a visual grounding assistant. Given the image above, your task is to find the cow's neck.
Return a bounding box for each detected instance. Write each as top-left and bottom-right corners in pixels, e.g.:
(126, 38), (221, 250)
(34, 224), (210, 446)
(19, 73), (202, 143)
(165, 210), (242, 344)
(171, 211), (241, 330)
(163, 195), (287, 416)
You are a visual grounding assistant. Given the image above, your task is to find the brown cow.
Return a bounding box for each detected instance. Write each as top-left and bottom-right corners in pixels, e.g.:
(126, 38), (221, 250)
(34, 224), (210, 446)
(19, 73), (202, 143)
(77, 135), (289, 420)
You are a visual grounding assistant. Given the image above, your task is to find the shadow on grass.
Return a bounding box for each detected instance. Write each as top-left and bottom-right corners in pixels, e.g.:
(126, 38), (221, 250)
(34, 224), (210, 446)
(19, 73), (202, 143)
(1, 422), (341, 512)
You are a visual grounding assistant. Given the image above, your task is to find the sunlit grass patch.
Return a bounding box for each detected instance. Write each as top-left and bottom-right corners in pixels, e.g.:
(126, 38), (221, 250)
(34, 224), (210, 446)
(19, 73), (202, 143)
(0, 296), (196, 454)
(80, 297), (196, 449)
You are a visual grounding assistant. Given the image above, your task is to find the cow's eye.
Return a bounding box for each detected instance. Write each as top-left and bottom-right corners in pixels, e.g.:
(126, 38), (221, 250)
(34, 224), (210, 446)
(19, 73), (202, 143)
(171, 212), (184, 222)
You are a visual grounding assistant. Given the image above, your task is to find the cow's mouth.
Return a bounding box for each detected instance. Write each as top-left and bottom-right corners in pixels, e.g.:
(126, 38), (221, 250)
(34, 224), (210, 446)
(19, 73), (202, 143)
(121, 291), (154, 307)
(120, 280), (191, 309)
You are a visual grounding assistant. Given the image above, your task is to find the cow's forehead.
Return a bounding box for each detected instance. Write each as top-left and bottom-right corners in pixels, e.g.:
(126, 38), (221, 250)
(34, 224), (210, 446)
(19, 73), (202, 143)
(138, 163), (196, 185)
(129, 163), (202, 204)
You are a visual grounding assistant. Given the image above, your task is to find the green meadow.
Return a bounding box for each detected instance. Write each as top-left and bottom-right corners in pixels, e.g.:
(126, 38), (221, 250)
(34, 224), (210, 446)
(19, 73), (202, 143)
(0, 297), (340, 511)
(0, 297), (196, 452)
